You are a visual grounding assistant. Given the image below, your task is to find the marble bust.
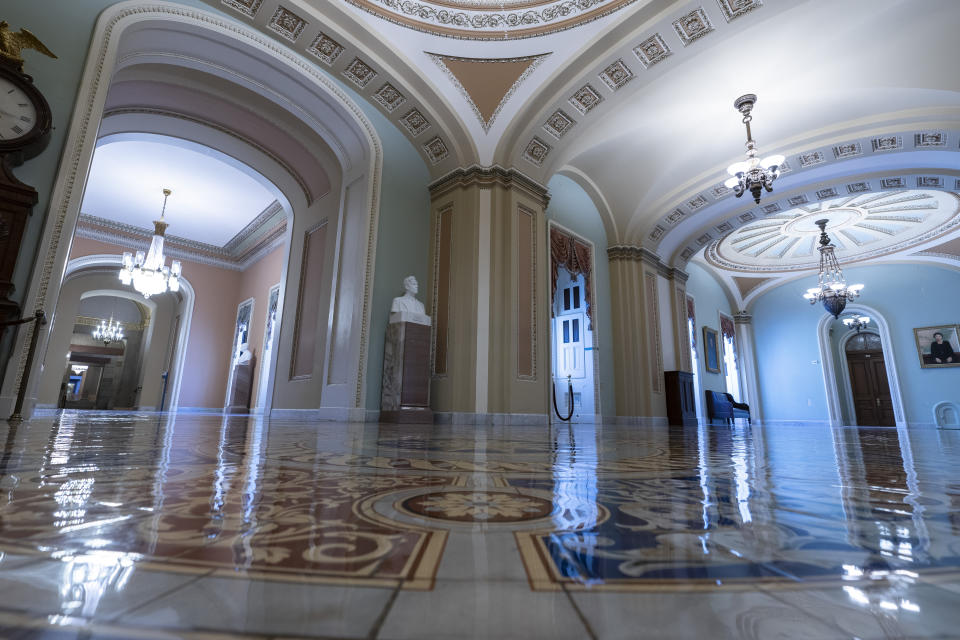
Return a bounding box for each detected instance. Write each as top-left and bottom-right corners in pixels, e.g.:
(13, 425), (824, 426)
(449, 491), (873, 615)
(390, 275), (430, 325)
(236, 345), (253, 365)
(391, 276), (425, 314)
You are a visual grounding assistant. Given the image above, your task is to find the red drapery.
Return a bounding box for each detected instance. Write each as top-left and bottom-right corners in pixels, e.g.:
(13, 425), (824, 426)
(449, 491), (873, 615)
(550, 227), (593, 329)
(720, 314), (736, 340)
(686, 295), (696, 348)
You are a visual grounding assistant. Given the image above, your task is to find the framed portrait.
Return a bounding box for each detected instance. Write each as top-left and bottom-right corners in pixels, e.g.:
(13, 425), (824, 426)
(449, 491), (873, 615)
(703, 326), (721, 373)
(914, 325), (960, 368)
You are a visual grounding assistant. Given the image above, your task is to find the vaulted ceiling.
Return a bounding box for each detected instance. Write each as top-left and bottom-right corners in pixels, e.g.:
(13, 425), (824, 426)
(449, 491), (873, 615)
(203, 0), (960, 268)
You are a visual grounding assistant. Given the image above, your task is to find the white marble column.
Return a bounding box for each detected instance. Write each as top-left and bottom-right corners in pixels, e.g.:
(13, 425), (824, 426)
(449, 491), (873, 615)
(734, 310), (762, 421)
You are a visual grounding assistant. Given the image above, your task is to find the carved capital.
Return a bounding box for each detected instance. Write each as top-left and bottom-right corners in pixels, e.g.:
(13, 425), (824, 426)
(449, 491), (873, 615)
(429, 164), (549, 206)
(734, 310), (752, 325)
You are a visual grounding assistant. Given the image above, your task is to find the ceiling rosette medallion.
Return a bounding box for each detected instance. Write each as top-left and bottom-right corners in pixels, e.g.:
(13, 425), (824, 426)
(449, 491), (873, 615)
(705, 190), (960, 273)
(344, 0), (639, 40)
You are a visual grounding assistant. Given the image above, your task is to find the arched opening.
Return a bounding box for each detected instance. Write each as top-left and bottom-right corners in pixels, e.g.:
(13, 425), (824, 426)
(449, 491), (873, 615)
(0, 4), (383, 419)
(35, 256), (196, 413)
(818, 304), (906, 427)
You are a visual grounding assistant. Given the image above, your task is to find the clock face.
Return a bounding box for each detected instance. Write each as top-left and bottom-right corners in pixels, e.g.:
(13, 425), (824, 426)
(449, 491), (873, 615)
(0, 77), (39, 143)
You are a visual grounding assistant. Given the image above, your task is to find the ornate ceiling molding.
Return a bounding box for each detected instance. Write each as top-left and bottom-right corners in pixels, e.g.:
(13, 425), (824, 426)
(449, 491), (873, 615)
(504, 0), (766, 173)
(214, 0), (465, 171)
(76, 201), (287, 271)
(648, 128), (960, 250)
(342, 0), (638, 40)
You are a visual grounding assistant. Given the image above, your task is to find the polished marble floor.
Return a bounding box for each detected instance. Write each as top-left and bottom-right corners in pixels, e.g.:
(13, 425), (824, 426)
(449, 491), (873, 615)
(0, 412), (959, 639)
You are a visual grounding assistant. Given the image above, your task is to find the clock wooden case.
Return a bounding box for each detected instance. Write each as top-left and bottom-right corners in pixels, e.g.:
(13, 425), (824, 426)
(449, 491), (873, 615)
(0, 58), (53, 334)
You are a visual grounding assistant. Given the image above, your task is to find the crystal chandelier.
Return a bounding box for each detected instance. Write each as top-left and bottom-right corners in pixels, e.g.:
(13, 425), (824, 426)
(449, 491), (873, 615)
(802, 219), (864, 317)
(842, 314), (871, 333)
(724, 94), (785, 204)
(92, 317), (124, 345)
(119, 188), (182, 299)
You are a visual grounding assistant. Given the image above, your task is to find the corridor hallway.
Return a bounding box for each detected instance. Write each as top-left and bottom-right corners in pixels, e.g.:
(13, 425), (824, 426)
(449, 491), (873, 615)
(0, 413), (957, 638)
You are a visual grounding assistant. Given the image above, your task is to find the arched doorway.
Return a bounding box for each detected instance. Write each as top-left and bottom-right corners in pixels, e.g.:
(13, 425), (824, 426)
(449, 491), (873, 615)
(817, 304), (906, 427)
(0, 3), (383, 419)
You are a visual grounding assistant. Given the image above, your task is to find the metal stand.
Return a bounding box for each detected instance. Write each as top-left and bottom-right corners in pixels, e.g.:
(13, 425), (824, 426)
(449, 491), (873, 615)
(2, 309), (47, 422)
(551, 375), (574, 422)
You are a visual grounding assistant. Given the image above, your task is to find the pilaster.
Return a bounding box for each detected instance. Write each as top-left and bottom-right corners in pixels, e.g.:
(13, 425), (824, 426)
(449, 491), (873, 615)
(427, 166), (550, 418)
(734, 310), (762, 420)
(606, 245), (670, 419)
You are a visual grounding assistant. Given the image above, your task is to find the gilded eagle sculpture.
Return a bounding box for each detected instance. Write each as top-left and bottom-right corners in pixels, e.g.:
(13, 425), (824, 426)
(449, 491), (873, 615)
(0, 22), (57, 70)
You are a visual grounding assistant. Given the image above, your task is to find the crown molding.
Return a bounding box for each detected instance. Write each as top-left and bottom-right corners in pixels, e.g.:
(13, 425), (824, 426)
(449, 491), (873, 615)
(76, 200), (287, 271)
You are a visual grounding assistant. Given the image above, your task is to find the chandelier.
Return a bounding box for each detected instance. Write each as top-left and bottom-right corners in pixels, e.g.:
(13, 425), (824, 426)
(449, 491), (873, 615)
(842, 314), (871, 333)
(802, 219), (864, 317)
(119, 188), (182, 298)
(92, 317), (124, 345)
(724, 94), (785, 204)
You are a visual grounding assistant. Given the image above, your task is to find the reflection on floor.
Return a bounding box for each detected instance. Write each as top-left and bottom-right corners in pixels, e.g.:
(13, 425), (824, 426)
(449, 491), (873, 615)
(0, 413), (958, 638)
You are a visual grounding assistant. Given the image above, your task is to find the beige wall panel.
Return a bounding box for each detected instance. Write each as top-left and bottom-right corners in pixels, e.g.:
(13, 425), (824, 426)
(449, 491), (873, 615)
(516, 206), (535, 379)
(644, 271), (663, 400)
(433, 206), (453, 376)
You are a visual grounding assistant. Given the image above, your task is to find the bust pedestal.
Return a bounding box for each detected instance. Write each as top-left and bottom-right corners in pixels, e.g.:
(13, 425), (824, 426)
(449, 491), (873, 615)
(227, 354), (256, 414)
(381, 311), (432, 423)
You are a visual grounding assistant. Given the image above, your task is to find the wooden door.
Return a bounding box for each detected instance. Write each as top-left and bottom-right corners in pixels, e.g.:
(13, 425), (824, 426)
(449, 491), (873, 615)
(846, 349), (895, 426)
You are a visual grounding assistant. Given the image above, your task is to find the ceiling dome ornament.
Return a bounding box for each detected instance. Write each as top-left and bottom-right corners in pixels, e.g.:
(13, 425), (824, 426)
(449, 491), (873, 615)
(707, 191), (960, 273)
(724, 94), (784, 205)
(802, 219), (863, 318)
(343, 0), (638, 40)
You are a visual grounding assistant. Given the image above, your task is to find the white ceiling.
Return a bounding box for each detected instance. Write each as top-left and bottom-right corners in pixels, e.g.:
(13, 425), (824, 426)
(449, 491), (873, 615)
(200, 0), (960, 268)
(82, 134), (277, 246)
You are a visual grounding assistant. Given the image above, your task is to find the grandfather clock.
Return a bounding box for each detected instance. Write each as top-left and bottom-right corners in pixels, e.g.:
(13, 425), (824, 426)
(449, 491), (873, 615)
(0, 52), (54, 347)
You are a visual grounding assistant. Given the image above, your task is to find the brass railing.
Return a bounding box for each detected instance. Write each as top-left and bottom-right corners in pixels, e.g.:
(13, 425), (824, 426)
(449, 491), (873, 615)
(1, 310), (47, 422)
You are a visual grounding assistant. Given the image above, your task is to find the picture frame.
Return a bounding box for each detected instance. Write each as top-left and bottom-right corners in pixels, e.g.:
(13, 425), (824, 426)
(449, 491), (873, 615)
(913, 324), (960, 368)
(703, 326), (721, 373)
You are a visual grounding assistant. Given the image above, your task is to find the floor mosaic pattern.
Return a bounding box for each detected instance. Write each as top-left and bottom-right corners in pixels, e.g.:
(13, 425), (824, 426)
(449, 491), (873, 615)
(0, 412), (959, 638)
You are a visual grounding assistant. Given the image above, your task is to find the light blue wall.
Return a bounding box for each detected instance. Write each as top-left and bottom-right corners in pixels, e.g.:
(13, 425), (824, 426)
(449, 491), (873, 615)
(685, 262), (734, 395)
(346, 93), (431, 410)
(753, 262), (960, 425)
(545, 175), (615, 416)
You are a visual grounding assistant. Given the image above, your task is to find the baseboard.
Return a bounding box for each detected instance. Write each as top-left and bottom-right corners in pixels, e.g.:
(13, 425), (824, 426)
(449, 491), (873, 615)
(268, 407), (370, 422)
(754, 419), (831, 427)
(607, 416), (669, 427)
(433, 412), (550, 426)
(175, 407), (226, 414)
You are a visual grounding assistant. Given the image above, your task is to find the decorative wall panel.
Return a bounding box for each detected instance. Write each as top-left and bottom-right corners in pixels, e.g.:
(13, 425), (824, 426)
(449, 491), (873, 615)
(645, 271), (663, 393)
(432, 206), (453, 376)
(517, 206), (536, 379)
(291, 222), (327, 379)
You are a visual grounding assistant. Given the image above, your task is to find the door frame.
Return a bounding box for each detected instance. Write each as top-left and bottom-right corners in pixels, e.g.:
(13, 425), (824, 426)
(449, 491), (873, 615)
(547, 221), (602, 423)
(842, 340), (890, 426)
(817, 303), (906, 427)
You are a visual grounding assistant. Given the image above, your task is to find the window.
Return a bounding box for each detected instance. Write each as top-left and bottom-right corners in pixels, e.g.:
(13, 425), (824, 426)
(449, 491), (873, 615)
(562, 285), (581, 312)
(722, 333), (740, 402)
(561, 318), (581, 344)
